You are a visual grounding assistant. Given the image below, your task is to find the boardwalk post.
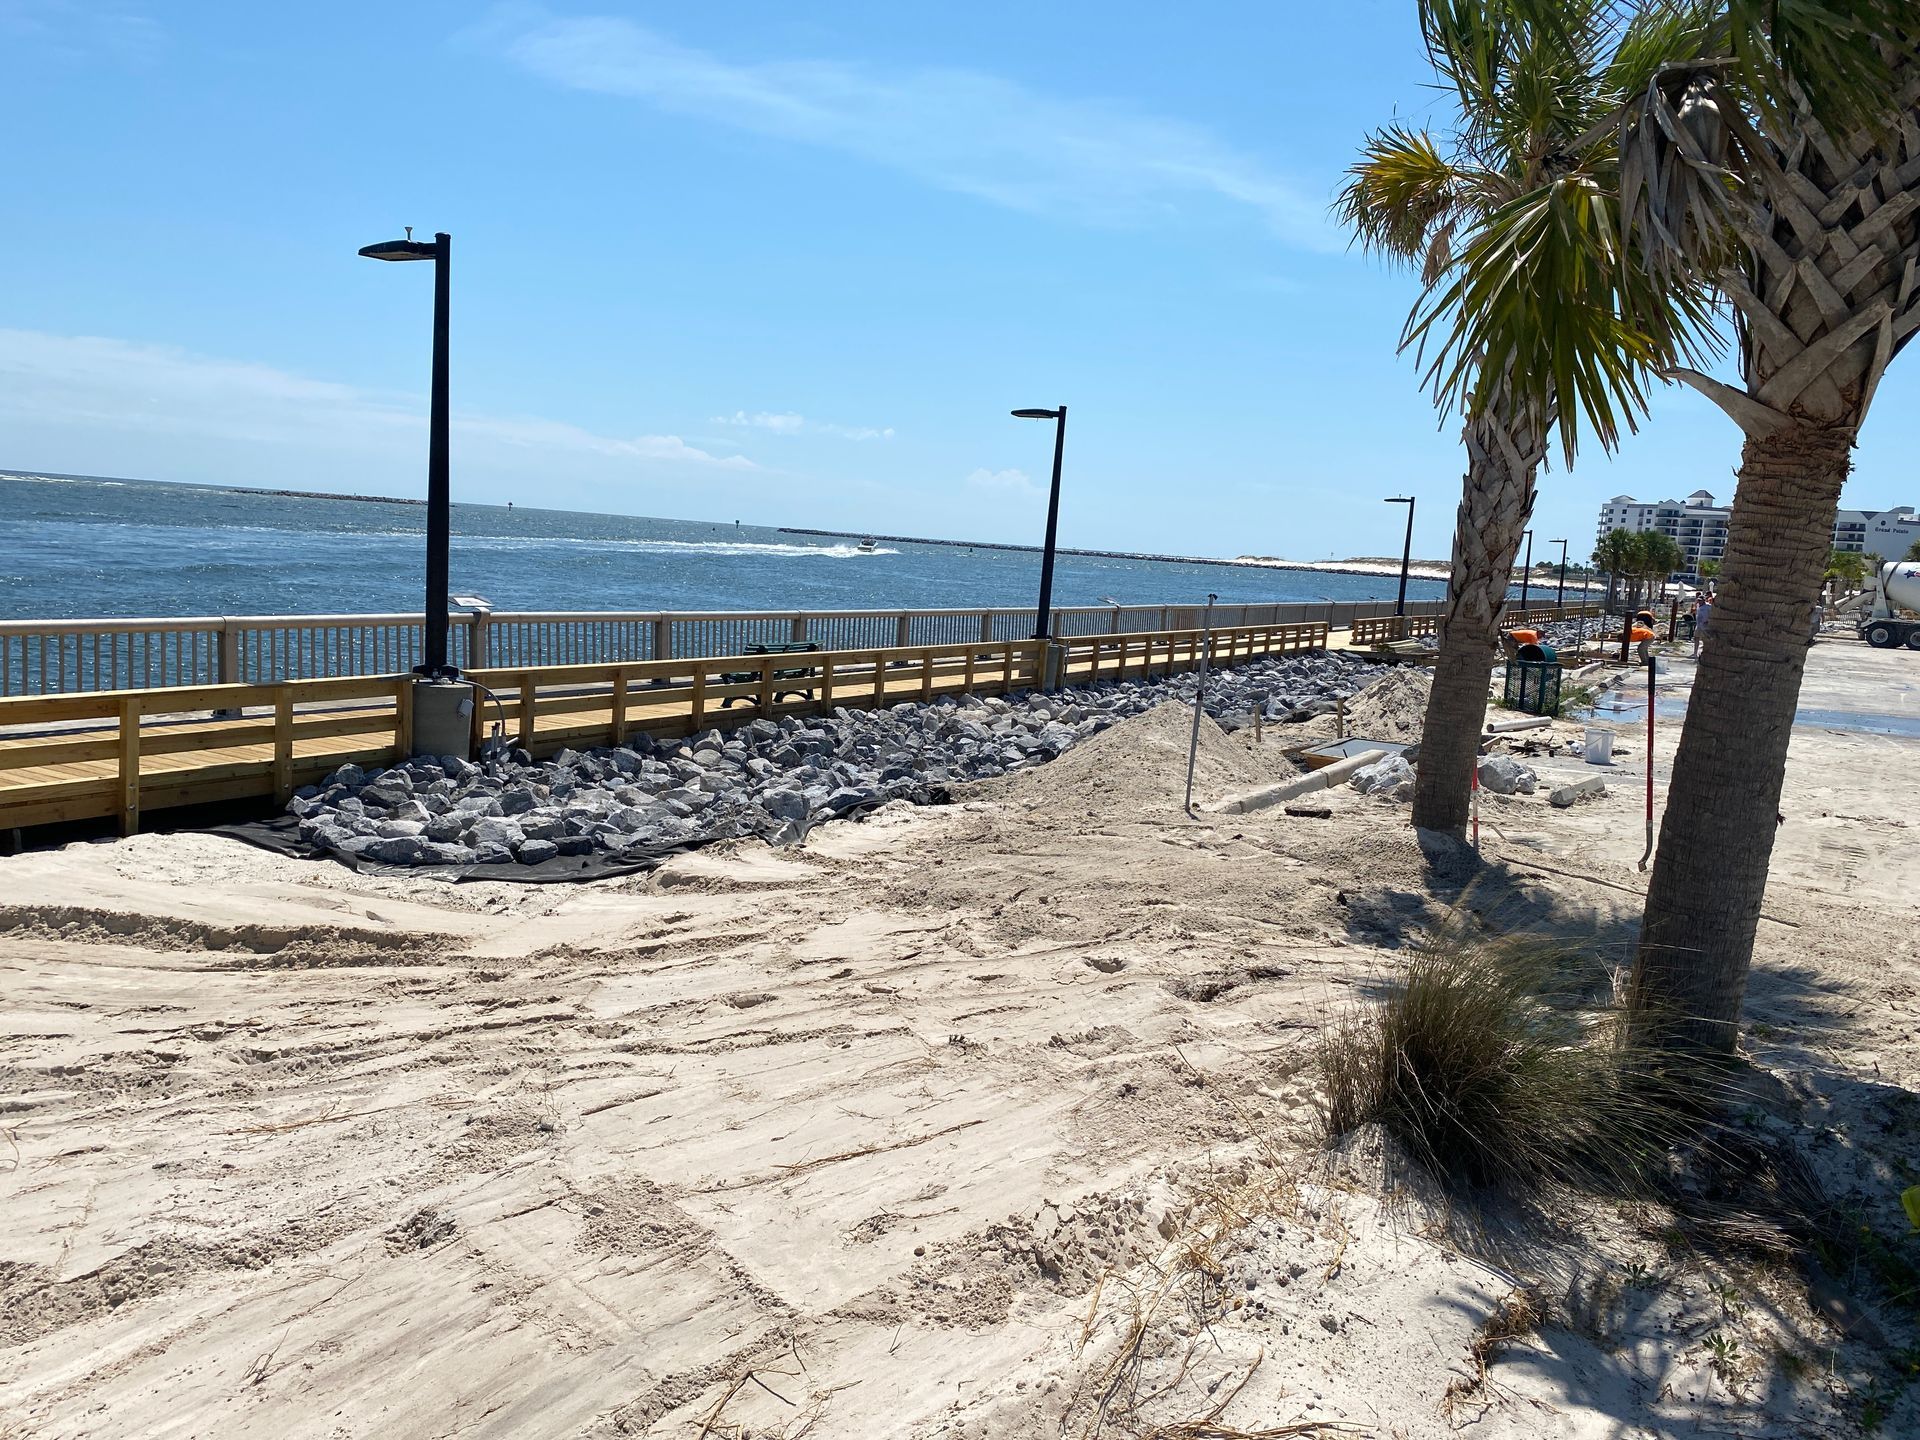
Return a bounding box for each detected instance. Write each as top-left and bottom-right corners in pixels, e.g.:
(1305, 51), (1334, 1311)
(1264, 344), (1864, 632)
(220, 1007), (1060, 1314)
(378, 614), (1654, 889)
(117, 697), (140, 836)
(213, 621), (241, 719)
(393, 678), (414, 761)
(611, 671), (628, 747)
(273, 690), (294, 801)
(518, 672), (535, 751)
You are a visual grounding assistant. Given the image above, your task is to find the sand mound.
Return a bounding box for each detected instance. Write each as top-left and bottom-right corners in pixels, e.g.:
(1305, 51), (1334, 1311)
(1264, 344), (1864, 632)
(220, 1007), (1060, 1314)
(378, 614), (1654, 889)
(978, 699), (1296, 816)
(1343, 666), (1433, 744)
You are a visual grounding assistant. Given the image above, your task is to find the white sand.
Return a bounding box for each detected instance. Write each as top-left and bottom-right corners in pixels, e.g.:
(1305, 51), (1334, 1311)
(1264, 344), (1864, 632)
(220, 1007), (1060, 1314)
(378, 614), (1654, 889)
(1, 652), (1914, 1438)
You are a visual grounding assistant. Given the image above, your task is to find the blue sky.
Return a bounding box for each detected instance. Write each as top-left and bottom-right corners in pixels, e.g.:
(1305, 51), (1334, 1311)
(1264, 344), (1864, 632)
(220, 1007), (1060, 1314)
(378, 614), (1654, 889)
(1, 0), (1914, 563)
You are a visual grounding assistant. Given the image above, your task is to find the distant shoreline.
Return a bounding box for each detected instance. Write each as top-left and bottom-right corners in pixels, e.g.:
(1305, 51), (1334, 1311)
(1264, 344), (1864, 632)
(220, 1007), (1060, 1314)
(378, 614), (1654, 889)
(1, 469), (423, 507)
(778, 527), (1605, 593)
(777, 526), (1457, 583)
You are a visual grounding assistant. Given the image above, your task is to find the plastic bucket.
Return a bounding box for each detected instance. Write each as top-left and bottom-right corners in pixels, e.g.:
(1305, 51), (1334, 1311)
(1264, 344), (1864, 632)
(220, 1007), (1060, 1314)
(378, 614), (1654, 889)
(1584, 728), (1616, 765)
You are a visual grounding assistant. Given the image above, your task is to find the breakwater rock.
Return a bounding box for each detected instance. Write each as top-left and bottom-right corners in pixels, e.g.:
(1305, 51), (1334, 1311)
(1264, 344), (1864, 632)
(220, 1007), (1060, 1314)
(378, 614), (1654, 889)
(289, 649), (1391, 868)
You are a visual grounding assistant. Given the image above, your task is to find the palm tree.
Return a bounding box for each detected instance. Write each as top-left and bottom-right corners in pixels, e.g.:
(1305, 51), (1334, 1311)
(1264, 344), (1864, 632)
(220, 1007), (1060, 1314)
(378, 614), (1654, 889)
(1422, 2), (1916, 1055)
(1697, 558), (1721, 584)
(1633, 530), (1684, 604)
(1594, 527), (1638, 609)
(1613, 4), (1919, 1053)
(1825, 548), (1871, 592)
(1338, 0), (1715, 835)
(1906, 539), (1920, 562)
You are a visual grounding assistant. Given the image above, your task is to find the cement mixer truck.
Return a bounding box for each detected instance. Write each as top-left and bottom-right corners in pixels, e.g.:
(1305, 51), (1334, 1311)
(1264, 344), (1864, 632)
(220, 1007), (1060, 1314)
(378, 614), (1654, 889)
(1859, 560), (1920, 649)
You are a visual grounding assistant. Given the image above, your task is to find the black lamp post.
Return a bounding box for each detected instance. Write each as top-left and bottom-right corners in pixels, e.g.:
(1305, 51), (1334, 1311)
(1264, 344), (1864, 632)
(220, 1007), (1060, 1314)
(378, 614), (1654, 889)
(360, 229), (454, 678)
(1518, 528), (1534, 610)
(1551, 537), (1568, 608)
(1384, 496), (1415, 616)
(1012, 406), (1067, 640)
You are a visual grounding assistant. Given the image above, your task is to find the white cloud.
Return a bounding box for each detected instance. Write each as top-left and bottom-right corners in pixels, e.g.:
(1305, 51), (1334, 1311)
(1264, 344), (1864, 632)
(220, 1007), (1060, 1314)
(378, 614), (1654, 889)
(965, 467), (1038, 497)
(0, 328), (756, 478)
(0, 0), (161, 63)
(488, 10), (1334, 246)
(715, 410), (894, 441)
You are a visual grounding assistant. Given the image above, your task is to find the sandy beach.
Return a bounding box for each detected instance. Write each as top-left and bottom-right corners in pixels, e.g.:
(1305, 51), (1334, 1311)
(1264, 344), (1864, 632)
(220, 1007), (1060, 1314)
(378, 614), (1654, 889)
(2, 642), (1915, 1438)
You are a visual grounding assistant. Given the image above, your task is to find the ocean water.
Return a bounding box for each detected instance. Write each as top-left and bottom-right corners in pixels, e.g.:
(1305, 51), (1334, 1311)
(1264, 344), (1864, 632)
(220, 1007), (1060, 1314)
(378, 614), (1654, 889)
(0, 471), (1454, 621)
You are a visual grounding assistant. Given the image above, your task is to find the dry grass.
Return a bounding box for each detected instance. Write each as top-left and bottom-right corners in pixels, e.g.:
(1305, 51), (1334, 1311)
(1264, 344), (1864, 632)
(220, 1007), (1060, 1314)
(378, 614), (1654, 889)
(1318, 922), (1702, 1198)
(1443, 1285), (1547, 1416)
(1065, 1160), (1358, 1440)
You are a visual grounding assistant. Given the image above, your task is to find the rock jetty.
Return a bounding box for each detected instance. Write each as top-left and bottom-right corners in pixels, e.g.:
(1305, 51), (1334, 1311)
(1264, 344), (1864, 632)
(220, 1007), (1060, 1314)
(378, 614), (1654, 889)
(289, 650), (1391, 868)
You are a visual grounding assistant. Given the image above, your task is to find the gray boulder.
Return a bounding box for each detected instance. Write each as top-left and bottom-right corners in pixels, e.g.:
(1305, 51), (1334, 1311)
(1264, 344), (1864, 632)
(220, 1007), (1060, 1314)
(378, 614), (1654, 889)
(468, 816), (524, 851)
(1477, 754), (1539, 796)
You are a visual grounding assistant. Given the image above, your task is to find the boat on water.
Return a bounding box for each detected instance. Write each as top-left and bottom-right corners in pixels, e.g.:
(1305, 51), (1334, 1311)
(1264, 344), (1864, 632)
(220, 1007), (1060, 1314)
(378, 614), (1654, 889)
(857, 537), (879, 553)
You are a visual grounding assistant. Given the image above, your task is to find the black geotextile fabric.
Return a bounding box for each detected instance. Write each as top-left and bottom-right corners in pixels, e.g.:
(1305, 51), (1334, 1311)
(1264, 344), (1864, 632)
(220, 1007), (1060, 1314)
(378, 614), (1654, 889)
(214, 813), (708, 884)
(208, 787), (918, 885)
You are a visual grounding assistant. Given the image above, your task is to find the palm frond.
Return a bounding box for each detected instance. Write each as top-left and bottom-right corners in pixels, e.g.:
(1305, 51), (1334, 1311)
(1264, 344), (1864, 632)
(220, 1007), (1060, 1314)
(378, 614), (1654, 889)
(1407, 174), (1724, 465)
(1603, 0), (1720, 99)
(1724, 0), (1908, 133)
(1336, 126), (1505, 262)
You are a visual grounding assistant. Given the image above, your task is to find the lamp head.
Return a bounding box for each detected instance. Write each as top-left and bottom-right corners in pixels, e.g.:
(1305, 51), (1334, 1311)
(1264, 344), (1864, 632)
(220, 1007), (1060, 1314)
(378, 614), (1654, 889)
(1011, 408), (1061, 420)
(359, 231), (439, 261)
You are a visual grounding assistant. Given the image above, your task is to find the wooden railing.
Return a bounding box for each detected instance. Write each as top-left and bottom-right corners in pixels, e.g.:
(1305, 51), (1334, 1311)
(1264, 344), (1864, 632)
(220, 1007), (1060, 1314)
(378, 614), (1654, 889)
(0, 599), (1433, 697)
(0, 619), (1328, 835)
(1350, 603), (1601, 648)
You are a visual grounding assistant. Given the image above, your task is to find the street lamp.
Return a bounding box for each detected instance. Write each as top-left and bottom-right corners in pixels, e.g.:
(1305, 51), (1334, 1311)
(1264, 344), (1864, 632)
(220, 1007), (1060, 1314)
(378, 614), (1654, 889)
(1384, 496), (1415, 616)
(1550, 538), (1569, 608)
(360, 229), (454, 678)
(1518, 528), (1534, 610)
(1011, 406), (1067, 640)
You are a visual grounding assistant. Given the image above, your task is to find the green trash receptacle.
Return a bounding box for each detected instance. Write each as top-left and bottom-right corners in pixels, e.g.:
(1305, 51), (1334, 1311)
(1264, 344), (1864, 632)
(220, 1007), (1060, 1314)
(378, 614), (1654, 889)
(1503, 652), (1563, 714)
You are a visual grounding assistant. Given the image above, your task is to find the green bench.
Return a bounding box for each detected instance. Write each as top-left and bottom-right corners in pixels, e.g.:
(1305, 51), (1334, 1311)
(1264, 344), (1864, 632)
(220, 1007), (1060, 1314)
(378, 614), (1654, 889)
(719, 641), (823, 706)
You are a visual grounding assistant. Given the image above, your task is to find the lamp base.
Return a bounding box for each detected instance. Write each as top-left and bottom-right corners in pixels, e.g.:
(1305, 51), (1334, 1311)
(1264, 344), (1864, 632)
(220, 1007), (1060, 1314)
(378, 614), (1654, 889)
(411, 678), (475, 760)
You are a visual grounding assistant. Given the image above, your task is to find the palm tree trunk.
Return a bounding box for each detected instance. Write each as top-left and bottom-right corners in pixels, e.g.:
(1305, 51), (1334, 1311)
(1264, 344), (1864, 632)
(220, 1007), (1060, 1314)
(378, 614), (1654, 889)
(1630, 420), (1854, 1052)
(1410, 406), (1544, 833)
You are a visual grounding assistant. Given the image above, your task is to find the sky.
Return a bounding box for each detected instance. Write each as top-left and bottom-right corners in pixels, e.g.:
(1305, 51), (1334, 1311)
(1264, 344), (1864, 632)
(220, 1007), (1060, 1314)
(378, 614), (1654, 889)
(2, 0), (1916, 564)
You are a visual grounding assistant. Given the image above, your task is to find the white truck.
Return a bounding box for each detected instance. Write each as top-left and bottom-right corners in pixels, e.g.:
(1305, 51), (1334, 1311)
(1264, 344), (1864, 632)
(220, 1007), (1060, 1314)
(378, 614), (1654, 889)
(1859, 560), (1920, 649)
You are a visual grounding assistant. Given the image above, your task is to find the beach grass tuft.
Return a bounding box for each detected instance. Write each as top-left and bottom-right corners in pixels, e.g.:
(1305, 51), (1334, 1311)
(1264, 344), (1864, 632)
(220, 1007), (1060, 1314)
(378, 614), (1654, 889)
(1318, 921), (1698, 1198)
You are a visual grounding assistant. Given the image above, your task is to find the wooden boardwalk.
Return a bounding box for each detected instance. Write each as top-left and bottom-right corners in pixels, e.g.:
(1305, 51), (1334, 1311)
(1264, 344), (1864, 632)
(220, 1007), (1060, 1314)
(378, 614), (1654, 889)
(0, 622), (1329, 835)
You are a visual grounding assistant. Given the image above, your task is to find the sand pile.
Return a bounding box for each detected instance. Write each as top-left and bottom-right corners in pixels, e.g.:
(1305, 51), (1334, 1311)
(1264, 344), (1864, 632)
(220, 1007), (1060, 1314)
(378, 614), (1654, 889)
(1343, 665), (1433, 743)
(977, 698), (1295, 815)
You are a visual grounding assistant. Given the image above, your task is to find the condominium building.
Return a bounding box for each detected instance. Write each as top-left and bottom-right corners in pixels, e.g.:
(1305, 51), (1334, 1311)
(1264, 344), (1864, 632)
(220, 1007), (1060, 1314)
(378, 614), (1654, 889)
(1595, 491), (1920, 578)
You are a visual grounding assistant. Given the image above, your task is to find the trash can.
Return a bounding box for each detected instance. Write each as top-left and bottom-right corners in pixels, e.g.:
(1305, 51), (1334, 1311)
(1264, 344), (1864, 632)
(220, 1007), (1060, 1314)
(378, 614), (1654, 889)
(1503, 655), (1563, 714)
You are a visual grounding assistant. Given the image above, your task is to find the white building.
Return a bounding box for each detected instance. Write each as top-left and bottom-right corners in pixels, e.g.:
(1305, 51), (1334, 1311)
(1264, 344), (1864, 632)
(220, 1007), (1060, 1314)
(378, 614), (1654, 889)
(1596, 492), (1919, 578)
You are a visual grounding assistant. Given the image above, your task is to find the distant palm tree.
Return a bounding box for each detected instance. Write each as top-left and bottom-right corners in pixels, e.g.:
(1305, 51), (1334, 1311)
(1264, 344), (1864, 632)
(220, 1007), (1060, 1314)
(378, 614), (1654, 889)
(1633, 530), (1684, 604)
(1907, 540), (1920, 562)
(1593, 528), (1638, 610)
(1697, 558), (1720, 585)
(1339, 0), (1718, 835)
(1825, 549), (1871, 592)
